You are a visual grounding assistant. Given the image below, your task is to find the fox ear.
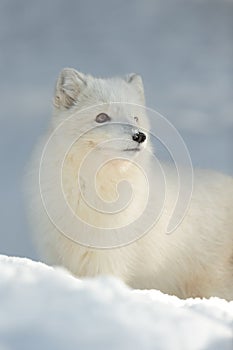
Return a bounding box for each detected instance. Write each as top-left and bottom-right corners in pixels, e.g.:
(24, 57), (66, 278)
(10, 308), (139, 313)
(125, 73), (145, 101)
(54, 68), (87, 109)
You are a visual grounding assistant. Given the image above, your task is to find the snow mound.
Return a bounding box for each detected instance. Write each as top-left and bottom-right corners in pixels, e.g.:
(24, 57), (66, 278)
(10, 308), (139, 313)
(0, 255), (232, 350)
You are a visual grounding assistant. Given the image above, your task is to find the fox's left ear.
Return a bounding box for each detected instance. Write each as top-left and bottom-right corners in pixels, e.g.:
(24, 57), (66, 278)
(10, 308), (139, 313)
(125, 73), (145, 102)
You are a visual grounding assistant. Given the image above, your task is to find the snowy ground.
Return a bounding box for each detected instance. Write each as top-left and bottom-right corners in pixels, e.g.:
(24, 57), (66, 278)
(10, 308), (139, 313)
(0, 255), (232, 350)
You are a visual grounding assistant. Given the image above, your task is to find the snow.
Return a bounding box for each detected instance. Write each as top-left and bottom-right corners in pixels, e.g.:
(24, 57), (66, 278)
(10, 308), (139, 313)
(0, 255), (232, 350)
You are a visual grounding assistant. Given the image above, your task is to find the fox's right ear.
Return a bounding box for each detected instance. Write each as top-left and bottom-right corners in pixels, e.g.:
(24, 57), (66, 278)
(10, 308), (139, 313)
(54, 68), (87, 109)
(125, 73), (145, 103)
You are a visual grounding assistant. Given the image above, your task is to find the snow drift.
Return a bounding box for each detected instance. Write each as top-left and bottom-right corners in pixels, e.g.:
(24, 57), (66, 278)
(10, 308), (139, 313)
(0, 255), (232, 350)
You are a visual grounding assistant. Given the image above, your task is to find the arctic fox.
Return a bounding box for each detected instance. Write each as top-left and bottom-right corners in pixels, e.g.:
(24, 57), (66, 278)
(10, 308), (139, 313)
(26, 68), (233, 300)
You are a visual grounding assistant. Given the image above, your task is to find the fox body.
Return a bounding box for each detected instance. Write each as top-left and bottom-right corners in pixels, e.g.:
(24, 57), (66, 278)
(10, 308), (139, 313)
(26, 68), (233, 300)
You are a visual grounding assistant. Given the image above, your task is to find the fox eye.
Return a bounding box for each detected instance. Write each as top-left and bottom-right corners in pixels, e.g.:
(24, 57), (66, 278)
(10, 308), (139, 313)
(95, 113), (111, 123)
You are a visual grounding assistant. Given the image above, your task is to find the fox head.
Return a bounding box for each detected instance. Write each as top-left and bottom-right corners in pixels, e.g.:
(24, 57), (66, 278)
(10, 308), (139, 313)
(52, 68), (151, 157)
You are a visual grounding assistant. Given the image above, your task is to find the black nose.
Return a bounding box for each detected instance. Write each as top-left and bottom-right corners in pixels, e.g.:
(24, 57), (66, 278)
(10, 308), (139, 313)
(132, 131), (146, 144)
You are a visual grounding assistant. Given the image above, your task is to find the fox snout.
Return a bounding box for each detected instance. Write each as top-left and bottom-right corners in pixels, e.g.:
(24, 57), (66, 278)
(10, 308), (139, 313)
(132, 131), (146, 144)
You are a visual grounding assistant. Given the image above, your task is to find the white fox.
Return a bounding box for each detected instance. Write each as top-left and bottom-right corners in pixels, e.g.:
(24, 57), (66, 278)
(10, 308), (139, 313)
(25, 68), (233, 300)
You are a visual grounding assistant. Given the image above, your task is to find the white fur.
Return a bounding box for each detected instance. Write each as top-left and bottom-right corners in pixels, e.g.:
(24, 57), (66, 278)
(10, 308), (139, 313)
(25, 68), (233, 300)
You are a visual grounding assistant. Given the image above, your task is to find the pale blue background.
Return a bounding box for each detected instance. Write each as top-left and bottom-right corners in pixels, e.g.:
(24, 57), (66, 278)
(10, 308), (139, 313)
(0, 0), (232, 259)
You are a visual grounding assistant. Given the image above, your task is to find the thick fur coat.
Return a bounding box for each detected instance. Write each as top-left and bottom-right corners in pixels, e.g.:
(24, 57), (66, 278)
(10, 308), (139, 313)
(25, 68), (233, 300)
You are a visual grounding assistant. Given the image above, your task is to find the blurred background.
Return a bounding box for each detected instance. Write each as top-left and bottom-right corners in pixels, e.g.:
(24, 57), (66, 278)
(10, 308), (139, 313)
(0, 0), (232, 259)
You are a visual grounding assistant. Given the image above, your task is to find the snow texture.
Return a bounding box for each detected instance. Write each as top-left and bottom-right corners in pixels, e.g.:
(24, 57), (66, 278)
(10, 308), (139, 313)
(0, 255), (232, 350)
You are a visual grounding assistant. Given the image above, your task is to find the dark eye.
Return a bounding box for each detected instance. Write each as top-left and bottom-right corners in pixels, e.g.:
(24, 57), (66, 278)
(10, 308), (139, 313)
(95, 113), (111, 123)
(134, 116), (139, 122)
